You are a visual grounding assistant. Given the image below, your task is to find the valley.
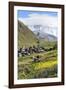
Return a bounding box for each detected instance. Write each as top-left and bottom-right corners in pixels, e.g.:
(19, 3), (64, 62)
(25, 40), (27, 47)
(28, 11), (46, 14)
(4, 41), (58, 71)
(18, 20), (58, 79)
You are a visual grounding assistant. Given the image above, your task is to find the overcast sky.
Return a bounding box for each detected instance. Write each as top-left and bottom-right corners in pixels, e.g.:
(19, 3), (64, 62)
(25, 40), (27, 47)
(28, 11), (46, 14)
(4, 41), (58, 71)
(18, 10), (58, 37)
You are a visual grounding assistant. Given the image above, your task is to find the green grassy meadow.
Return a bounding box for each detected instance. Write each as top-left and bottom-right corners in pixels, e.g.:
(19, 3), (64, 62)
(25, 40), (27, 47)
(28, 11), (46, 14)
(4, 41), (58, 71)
(18, 49), (58, 79)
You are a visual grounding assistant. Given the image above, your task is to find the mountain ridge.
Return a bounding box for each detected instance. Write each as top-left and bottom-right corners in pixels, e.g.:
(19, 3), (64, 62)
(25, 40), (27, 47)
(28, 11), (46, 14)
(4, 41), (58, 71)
(18, 20), (38, 48)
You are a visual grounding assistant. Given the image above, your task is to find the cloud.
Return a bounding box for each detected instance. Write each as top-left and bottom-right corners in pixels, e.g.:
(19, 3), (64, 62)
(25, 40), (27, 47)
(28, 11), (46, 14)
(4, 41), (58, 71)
(18, 13), (58, 37)
(19, 13), (58, 27)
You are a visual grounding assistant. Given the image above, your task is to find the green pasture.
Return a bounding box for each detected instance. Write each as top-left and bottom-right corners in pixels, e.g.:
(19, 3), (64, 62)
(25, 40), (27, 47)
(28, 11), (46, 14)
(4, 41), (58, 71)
(18, 50), (58, 79)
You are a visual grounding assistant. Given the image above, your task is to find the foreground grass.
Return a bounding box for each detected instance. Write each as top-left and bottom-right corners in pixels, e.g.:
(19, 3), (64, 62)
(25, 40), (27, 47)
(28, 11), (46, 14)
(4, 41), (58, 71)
(33, 60), (57, 70)
(18, 50), (58, 79)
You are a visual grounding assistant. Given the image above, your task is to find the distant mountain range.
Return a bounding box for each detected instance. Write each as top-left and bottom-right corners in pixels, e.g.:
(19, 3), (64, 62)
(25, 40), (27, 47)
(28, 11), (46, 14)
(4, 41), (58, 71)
(28, 25), (57, 38)
(18, 20), (57, 48)
(33, 31), (57, 41)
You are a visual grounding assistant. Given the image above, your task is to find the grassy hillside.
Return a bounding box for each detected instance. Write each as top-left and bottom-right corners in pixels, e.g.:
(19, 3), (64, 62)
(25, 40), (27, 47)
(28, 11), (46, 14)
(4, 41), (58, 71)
(40, 39), (57, 49)
(18, 20), (38, 48)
